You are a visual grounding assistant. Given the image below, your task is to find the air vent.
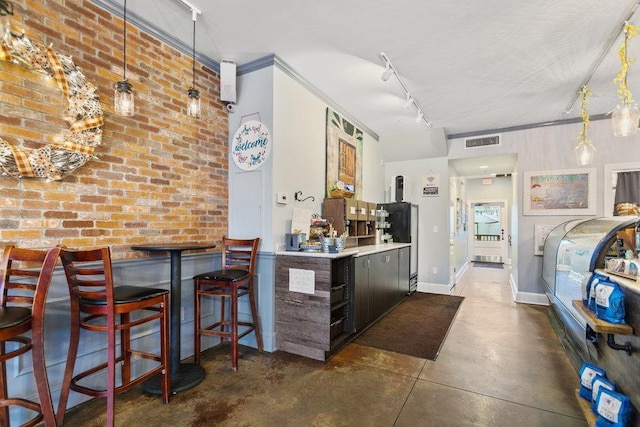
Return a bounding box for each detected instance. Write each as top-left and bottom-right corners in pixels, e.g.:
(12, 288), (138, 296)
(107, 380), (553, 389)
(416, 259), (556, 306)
(465, 134), (500, 148)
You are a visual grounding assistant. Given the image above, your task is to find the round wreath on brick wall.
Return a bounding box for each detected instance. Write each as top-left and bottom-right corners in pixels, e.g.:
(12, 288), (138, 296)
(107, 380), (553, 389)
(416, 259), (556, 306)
(0, 26), (104, 181)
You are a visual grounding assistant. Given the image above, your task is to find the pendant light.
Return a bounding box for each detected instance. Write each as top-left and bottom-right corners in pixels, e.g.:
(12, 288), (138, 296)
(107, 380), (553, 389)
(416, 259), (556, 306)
(186, 6), (201, 118)
(612, 22), (640, 137)
(575, 86), (596, 166)
(114, 0), (134, 117)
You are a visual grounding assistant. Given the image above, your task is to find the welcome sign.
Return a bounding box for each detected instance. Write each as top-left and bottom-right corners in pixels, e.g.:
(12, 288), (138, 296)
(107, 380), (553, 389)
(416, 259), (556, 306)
(232, 120), (271, 171)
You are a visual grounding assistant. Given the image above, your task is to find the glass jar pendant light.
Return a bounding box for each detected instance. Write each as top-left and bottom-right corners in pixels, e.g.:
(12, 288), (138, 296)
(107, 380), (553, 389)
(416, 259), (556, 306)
(612, 23), (640, 136)
(186, 8), (201, 118)
(114, 0), (134, 117)
(612, 103), (640, 137)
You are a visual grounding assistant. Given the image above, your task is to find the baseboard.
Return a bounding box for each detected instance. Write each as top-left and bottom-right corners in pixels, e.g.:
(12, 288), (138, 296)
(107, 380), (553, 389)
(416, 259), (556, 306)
(418, 281), (454, 295)
(509, 274), (549, 305)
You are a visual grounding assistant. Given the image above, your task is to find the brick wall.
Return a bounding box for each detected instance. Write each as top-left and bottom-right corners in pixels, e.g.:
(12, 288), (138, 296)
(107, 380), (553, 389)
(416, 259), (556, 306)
(0, 0), (228, 259)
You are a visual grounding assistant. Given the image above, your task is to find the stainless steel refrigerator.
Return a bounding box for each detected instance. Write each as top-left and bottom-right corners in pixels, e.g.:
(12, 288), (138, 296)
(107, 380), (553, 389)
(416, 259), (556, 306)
(377, 202), (418, 294)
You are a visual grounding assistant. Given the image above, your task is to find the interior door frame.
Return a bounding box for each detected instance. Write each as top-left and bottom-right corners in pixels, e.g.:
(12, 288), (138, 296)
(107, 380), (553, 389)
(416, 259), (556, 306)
(467, 199), (508, 263)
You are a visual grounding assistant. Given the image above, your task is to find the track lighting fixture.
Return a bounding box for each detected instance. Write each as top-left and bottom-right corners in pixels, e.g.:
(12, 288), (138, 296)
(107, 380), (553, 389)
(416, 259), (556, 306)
(114, 0), (134, 117)
(379, 52), (431, 127)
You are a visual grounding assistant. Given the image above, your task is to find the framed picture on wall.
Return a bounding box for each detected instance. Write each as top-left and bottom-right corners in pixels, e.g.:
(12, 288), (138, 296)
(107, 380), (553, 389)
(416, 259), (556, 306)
(523, 168), (596, 216)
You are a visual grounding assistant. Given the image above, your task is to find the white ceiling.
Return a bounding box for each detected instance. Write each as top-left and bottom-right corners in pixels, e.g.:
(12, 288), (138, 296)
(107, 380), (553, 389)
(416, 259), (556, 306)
(107, 0), (640, 172)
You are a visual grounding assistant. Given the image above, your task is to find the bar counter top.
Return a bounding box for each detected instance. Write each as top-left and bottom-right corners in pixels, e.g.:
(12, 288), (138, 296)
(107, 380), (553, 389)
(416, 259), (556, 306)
(275, 242), (410, 259)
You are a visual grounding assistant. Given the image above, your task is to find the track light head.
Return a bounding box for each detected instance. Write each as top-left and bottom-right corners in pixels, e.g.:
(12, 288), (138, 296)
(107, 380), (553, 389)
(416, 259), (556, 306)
(381, 65), (393, 82)
(416, 111), (424, 123)
(404, 95), (414, 110)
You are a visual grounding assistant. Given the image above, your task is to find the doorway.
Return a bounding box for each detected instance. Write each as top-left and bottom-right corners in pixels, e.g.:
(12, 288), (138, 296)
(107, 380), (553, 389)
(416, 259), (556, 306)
(468, 200), (507, 264)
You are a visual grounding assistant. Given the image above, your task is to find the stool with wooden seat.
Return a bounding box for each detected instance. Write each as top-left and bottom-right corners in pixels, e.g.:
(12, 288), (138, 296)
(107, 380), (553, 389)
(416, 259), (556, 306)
(0, 245), (61, 427)
(193, 237), (262, 371)
(55, 247), (170, 427)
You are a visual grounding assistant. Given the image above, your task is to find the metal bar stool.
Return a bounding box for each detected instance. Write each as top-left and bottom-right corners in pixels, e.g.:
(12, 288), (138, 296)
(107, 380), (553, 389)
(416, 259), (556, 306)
(0, 245), (61, 427)
(55, 247), (171, 427)
(193, 237), (262, 371)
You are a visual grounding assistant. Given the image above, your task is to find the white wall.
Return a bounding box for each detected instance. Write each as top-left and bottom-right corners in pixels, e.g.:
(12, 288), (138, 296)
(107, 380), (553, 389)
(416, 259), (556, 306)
(271, 66), (385, 251)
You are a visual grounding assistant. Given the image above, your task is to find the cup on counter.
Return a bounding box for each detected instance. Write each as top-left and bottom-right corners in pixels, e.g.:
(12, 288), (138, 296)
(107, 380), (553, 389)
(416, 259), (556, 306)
(286, 233), (306, 251)
(321, 237), (335, 253)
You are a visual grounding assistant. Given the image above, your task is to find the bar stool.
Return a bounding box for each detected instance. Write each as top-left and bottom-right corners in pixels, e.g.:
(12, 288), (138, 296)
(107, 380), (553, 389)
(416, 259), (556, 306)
(0, 245), (61, 427)
(193, 237), (262, 371)
(56, 247), (170, 427)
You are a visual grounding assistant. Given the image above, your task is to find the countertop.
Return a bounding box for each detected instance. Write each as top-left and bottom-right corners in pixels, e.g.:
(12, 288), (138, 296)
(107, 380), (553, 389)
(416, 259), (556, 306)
(275, 242), (411, 259)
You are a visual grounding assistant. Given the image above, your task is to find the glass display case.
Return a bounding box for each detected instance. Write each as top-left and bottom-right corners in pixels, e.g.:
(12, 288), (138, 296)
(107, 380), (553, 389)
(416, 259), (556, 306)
(542, 216), (639, 358)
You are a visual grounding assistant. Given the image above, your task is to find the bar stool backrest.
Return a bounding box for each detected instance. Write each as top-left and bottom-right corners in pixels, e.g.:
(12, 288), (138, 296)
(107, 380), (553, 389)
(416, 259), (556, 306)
(58, 247), (114, 304)
(221, 237), (260, 275)
(0, 246), (61, 310)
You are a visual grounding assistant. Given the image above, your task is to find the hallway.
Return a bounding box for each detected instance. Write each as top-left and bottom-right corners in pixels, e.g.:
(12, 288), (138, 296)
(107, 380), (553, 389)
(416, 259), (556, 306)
(63, 264), (585, 426)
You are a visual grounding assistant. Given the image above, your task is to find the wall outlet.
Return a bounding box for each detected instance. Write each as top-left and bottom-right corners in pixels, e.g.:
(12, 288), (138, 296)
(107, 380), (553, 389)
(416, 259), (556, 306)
(276, 192), (288, 205)
(432, 267), (438, 274)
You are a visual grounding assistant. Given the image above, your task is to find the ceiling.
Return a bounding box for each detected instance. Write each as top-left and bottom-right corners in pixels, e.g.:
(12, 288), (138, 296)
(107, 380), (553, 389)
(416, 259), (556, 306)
(105, 0), (640, 173)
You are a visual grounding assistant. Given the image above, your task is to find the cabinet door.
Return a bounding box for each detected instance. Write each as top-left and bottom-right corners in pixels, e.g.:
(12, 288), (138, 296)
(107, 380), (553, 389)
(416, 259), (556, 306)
(353, 256), (370, 332)
(369, 251), (388, 320)
(398, 247), (410, 298)
(385, 250), (400, 307)
(345, 198), (358, 220)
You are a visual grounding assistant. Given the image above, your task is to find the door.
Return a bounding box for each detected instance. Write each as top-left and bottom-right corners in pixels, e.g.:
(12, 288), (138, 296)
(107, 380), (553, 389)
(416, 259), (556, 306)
(469, 200), (507, 263)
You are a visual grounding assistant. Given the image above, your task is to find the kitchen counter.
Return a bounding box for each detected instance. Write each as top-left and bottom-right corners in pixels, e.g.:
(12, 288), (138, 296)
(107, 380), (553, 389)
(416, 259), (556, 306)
(275, 242), (410, 259)
(275, 242), (411, 361)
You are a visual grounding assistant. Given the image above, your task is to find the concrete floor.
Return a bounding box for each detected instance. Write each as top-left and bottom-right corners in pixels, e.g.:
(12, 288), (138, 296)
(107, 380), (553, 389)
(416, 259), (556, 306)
(62, 264), (586, 426)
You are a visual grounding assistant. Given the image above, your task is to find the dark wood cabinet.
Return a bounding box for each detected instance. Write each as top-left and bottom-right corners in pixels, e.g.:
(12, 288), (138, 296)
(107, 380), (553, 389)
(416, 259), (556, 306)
(353, 248), (404, 333)
(275, 244), (410, 360)
(275, 254), (353, 361)
(353, 255), (370, 332)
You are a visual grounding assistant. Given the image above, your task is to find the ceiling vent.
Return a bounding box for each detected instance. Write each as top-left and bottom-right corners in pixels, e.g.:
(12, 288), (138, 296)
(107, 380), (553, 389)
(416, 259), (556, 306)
(464, 134), (500, 149)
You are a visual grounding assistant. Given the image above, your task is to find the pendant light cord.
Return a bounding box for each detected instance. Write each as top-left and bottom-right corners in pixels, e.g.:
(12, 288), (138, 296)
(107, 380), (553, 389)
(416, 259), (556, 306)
(123, 0), (127, 81)
(191, 18), (196, 89)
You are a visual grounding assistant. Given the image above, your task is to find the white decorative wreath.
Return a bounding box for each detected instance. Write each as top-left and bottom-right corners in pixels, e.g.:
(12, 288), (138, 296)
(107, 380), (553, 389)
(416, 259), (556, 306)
(0, 28), (103, 180)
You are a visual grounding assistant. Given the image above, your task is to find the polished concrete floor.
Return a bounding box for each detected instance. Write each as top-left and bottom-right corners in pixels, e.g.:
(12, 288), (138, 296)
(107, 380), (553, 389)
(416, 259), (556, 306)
(62, 264), (586, 426)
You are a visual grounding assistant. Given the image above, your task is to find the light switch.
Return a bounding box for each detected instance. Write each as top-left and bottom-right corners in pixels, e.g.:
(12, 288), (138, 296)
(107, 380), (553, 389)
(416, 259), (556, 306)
(433, 226), (438, 232)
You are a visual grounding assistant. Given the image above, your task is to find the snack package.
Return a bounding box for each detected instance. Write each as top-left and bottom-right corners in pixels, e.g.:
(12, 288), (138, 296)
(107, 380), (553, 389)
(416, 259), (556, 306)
(594, 278), (626, 325)
(595, 388), (631, 427)
(591, 374), (616, 414)
(579, 362), (606, 401)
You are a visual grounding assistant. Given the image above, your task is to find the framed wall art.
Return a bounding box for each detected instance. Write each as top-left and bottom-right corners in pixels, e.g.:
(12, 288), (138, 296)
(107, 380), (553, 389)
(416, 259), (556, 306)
(325, 108), (363, 199)
(523, 168), (596, 216)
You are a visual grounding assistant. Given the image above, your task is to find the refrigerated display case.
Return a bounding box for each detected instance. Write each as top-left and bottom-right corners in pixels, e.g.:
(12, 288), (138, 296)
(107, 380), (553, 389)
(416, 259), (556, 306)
(542, 216), (639, 360)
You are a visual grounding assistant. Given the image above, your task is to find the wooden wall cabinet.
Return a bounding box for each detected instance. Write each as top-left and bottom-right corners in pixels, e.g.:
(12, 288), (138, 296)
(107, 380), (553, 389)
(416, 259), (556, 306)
(323, 198), (376, 247)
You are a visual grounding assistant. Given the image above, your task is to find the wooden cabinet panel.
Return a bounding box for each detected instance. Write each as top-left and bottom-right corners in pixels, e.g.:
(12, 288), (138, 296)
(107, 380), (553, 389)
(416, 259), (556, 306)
(275, 255), (353, 361)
